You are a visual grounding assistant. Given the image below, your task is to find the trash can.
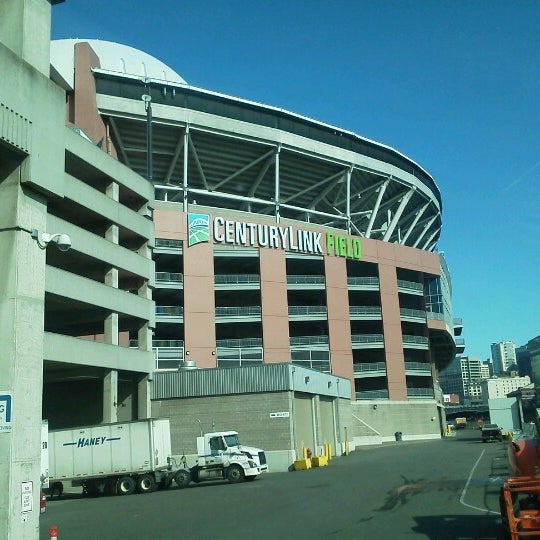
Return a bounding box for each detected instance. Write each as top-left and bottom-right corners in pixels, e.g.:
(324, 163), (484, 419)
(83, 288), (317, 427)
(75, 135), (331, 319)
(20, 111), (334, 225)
(395, 431), (402, 442)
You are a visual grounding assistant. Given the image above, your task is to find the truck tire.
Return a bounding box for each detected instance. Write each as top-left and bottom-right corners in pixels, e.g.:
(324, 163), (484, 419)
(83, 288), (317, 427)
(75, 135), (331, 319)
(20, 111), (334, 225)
(117, 476), (136, 496)
(136, 474), (156, 494)
(226, 464), (245, 484)
(174, 469), (191, 488)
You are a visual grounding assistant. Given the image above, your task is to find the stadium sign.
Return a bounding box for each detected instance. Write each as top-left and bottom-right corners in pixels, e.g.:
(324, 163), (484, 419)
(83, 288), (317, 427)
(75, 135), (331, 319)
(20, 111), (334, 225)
(188, 214), (361, 260)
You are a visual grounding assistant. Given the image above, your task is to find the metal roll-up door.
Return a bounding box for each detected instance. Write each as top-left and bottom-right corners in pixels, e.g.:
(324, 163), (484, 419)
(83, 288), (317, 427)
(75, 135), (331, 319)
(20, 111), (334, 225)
(294, 393), (315, 455)
(319, 396), (335, 454)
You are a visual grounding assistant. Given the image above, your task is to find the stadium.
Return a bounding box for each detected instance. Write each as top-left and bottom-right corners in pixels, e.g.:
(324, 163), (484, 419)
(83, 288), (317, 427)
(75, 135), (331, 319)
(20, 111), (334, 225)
(1, 7), (463, 521)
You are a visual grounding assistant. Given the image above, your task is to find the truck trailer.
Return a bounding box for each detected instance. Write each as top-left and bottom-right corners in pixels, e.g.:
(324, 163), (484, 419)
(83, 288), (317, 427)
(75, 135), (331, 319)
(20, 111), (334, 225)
(46, 418), (263, 496)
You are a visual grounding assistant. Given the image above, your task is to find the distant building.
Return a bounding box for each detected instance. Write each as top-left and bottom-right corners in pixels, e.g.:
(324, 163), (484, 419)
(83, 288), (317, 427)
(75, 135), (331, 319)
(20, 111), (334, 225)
(491, 341), (517, 375)
(516, 344), (531, 378)
(527, 336), (540, 387)
(481, 375), (531, 403)
(440, 355), (490, 401)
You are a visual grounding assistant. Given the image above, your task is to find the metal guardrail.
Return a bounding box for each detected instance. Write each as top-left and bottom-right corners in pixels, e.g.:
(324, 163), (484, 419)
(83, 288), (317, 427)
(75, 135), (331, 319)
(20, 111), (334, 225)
(290, 335), (329, 346)
(216, 338), (263, 348)
(351, 334), (384, 344)
(288, 306), (327, 316)
(426, 311), (445, 321)
(407, 388), (434, 398)
(155, 238), (182, 248)
(287, 275), (325, 285)
(130, 339), (184, 348)
(400, 308), (426, 319)
(355, 390), (389, 400)
(353, 362), (386, 373)
(156, 306), (184, 316)
(397, 279), (423, 292)
(215, 274), (260, 285)
(215, 306), (261, 317)
(404, 361), (432, 372)
(155, 272), (183, 283)
(347, 276), (380, 287)
(402, 335), (429, 345)
(349, 306), (382, 316)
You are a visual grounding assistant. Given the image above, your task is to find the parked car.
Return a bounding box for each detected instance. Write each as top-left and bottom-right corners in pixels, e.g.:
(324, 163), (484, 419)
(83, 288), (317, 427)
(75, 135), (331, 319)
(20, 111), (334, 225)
(482, 424), (503, 442)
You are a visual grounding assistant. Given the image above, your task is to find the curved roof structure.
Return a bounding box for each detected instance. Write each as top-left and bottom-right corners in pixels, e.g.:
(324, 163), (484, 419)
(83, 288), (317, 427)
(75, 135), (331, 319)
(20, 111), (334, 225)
(50, 39), (186, 89)
(51, 39), (443, 251)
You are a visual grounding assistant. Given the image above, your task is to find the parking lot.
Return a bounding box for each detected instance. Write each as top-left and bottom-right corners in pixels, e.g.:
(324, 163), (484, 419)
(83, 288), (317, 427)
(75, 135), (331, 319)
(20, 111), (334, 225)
(39, 430), (510, 540)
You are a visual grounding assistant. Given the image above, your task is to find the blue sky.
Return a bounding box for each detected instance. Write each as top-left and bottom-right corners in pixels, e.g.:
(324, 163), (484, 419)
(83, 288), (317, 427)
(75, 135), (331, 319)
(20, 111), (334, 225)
(51, 1), (540, 362)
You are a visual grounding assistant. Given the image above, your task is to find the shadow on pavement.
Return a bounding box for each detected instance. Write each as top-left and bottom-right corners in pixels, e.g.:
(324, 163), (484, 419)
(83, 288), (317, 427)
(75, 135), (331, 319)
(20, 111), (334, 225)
(412, 514), (502, 540)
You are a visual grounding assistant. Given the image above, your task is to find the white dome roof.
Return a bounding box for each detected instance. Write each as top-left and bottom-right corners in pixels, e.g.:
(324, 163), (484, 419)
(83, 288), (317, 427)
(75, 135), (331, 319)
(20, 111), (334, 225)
(50, 39), (186, 89)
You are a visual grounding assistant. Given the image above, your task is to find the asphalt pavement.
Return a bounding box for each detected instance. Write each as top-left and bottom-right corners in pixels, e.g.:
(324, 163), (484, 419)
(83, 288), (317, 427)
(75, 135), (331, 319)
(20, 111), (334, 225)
(40, 429), (510, 540)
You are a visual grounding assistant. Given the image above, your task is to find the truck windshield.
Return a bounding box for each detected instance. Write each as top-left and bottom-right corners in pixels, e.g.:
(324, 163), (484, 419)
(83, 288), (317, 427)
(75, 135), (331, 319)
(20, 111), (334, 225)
(224, 434), (240, 447)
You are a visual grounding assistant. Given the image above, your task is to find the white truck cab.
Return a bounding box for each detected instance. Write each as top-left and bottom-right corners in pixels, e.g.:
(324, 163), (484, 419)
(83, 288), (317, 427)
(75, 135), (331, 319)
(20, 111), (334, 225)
(199, 431), (268, 472)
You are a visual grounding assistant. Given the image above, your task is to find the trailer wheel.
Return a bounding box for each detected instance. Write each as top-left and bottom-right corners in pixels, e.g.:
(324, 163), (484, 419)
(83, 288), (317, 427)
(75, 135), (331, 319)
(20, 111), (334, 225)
(227, 464), (245, 484)
(117, 476), (136, 496)
(174, 469), (191, 488)
(137, 474), (156, 494)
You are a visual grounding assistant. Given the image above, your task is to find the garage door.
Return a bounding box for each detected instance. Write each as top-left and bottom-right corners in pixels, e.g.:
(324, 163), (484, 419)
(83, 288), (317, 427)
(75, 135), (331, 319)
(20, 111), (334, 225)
(319, 396), (335, 455)
(294, 392), (314, 456)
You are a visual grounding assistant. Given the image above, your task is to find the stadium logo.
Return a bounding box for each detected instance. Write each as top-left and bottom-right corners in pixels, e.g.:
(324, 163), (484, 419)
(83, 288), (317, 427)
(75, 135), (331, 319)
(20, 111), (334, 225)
(188, 214), (210, 246)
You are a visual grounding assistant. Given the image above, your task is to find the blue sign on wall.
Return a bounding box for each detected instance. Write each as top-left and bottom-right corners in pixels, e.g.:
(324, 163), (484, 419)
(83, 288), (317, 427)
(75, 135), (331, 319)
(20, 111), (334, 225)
(0, 392), (13, 433)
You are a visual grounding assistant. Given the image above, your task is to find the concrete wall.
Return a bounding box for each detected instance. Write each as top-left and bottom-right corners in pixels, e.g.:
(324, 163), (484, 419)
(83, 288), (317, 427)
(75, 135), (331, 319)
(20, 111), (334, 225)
(152, 392), (294, 471)
(489, 397), (521, 433)
(151, 391), (352, 472)
(349, 400), (442, 444)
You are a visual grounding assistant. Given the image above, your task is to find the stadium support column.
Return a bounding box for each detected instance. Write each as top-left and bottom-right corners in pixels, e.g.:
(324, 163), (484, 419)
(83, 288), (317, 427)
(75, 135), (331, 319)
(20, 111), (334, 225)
(137, 232), (155, 419)
(103, 370), (118, 423)
(103, 183), (119, 423)
(346, 166), (352, 235)
(183, 127), (189, 213)
(0, 171), (48, 540)
(274, 145), (281, 223)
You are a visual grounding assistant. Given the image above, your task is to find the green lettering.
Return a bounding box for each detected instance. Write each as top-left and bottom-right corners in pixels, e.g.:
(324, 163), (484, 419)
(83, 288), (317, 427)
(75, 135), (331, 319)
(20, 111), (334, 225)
(353, 238), (362, 259)
(339, 236), (347, 257)
(326, 233), (335, 255)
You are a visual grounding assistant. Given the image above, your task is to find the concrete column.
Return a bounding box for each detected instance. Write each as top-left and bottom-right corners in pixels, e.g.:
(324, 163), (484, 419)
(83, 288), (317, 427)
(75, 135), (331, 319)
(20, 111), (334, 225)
(0, 0), (52, 76)
(104, 194), (119, 346)
(138, 375), (151, 419)
(379, 264), (407, 400)
(259, 248), (290, 363)
(102, 369), (118, 424)
(0, 171), (47, 540)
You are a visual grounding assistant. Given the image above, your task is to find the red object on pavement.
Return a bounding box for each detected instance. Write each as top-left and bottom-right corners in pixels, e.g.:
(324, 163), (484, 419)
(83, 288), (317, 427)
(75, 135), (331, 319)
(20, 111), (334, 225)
(49, 525), (58, 538)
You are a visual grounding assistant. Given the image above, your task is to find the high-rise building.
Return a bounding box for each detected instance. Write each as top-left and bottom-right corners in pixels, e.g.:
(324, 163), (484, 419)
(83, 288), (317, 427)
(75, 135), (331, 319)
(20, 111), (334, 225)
(491, 341), (517, 375)
(440, 355), (489, 401)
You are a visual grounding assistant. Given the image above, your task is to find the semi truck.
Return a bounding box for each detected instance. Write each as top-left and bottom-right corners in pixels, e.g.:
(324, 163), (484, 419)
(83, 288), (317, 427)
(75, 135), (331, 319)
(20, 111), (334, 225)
(46, 418), (264, 496)
(202, 430), (268, 473)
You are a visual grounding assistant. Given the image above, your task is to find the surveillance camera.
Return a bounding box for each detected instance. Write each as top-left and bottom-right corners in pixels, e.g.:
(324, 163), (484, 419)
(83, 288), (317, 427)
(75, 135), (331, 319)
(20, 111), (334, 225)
(55, 234), (72, 252)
